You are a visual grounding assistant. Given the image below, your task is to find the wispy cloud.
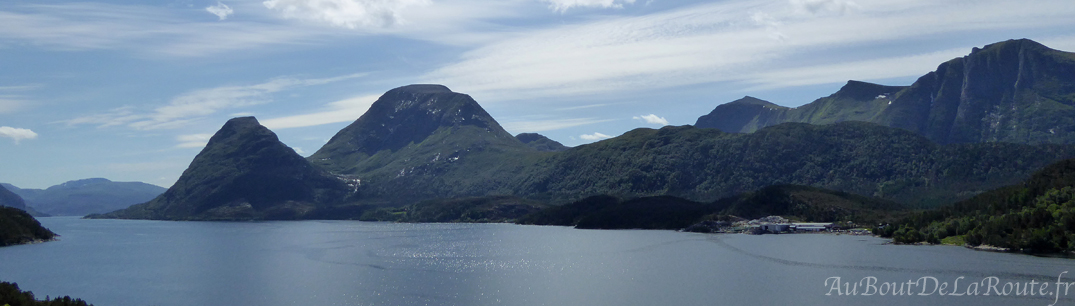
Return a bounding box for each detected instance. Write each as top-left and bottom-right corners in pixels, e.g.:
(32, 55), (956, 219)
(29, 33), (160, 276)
(0, 84), (40, 114)
(542, 0), (636, 13)
(263, 0), (431, 29)
(0, 3), (326, 57)
(554, 103), (610, 111)
(0, 98), (25, 114)
(65, 73), (367, 130)
(261, 93), (381, 129)
(739, 48), (969, 90)
(206, 2), (234, 21)
(0, 126), (38, 144)
(63, 106), (140, 128)
(500, 117), (614, 133)
(425, 0), (1075, 102)
(579, 132), (612, 141)
(632, 114), (668, 126)
(176, 133), (213, 148)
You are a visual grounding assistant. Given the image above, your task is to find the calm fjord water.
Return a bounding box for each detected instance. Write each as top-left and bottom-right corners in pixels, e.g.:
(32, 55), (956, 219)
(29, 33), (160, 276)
(2, 217), (1074, 306)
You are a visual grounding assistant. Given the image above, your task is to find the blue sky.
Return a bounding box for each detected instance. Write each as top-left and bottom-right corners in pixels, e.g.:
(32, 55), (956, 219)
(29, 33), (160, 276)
(2, 0), (1074, 189)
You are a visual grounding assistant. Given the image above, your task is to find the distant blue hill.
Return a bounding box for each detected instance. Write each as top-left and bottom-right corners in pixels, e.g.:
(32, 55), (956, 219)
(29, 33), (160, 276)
(2, 178), (166, 216)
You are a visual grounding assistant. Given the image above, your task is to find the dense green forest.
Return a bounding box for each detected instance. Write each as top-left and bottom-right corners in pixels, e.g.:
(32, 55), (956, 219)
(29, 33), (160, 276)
(0, 282), (92, 306)
(878, 158), (1075, 253)
(0, 207), (55, 247)
(713, 185), (907, 224)
(516, 185), (906, 230)
(515, 122), (1075, 208)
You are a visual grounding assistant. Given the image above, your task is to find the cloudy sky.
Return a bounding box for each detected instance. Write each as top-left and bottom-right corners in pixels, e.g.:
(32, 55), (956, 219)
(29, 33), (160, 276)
(2, 0), (1074, 189)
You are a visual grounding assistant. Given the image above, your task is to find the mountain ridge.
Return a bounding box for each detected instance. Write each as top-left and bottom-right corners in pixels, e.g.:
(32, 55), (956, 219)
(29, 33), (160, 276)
(89, 39), (1075, 221)
(2, 178), (166, 216)
(696, 39), (1075, 145)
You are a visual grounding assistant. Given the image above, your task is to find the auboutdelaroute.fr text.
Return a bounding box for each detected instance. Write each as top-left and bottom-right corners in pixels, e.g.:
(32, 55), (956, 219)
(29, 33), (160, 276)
(825, 272), (1075, 305)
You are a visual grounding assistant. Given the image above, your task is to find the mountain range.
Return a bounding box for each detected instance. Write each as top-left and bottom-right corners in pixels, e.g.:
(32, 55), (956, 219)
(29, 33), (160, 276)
(2, 179), (165, 216)
(696, 39), (1075, 145)
(95, 39), (1075, 221)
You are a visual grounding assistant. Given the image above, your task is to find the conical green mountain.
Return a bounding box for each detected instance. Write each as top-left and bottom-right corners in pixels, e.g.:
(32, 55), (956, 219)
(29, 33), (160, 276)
(308, 84), (542, 205)
(93, 117), (350, 220)
(697, 39), (1075, 144)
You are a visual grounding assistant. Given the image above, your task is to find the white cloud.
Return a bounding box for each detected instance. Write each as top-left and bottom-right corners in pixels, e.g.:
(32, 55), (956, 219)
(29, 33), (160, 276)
(293, 147), (307, 155)
(542, 0), (636, 13)
(261, 93), (381, 129)
(632, 114), (668, 125)
(176, 133), (214, 148)
(206, 2), (234, 21)
(750, 11), (786, 41)
(0, 126), (38, 144)
(263, 0), (431, 29)
(66, 73), (367, 130)
(579, 132), (612, 140)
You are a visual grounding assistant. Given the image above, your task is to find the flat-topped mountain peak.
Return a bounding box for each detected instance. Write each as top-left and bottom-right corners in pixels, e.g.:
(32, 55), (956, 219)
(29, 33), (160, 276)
(309, 84), (523, 174)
